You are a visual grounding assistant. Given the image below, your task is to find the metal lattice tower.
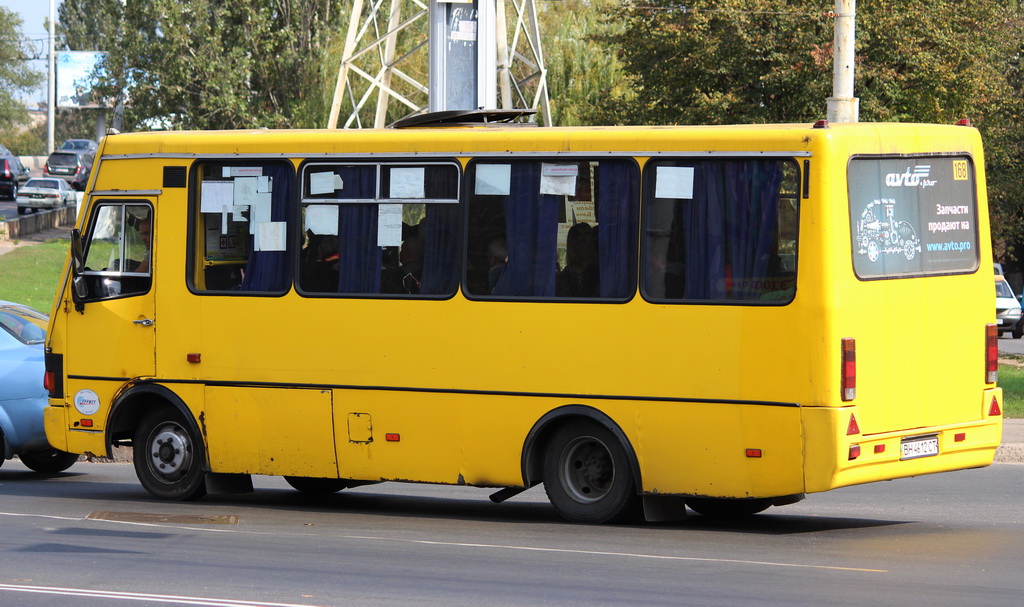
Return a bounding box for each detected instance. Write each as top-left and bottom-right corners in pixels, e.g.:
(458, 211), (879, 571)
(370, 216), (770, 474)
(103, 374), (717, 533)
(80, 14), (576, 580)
(327, 0), (551, 128)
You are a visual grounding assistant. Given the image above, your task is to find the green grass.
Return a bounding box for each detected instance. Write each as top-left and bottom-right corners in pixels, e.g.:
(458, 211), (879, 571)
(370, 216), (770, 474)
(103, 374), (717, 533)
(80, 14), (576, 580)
(999, 359), (1024, 418)
(0, 239), (70, 313)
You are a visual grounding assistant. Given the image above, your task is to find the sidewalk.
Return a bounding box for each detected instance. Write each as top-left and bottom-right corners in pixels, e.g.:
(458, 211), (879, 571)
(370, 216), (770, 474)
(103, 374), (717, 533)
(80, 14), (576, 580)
(998, 418), (1024, 463)
(0, 224), (73, 256)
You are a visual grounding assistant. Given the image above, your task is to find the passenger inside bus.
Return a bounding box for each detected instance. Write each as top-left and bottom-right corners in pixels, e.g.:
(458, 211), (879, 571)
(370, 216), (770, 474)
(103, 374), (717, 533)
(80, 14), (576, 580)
(556, 222), (600, 297)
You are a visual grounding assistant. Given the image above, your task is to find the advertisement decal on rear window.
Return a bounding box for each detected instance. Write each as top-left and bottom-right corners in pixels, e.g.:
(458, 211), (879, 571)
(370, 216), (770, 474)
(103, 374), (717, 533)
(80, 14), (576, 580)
(849, 156), (979, 279)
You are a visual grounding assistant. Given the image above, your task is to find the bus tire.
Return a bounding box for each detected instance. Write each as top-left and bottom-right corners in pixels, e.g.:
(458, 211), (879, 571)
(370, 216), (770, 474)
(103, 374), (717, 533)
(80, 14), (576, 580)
(542, 420), (640, 524)
(284, 476), (348, 494)
(18, 447), (79, 473)
(685, 497), (771, 518)
(133, 407), (207, 501)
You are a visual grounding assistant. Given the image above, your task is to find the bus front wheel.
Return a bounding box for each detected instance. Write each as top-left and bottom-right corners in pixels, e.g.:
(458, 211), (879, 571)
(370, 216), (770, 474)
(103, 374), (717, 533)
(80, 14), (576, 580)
(133, 408), (207, 501)
(542, 421), (640, 524)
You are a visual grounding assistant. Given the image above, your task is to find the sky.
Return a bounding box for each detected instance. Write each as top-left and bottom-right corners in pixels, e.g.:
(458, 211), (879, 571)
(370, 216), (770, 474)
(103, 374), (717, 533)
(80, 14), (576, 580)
(3, 0), (65, 105)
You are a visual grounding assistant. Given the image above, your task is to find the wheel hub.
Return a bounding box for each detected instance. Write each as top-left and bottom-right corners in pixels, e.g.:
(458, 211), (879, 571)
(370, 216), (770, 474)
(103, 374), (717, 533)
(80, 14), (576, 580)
(148, 424), (192, 481)
(560, 436), (614, 504)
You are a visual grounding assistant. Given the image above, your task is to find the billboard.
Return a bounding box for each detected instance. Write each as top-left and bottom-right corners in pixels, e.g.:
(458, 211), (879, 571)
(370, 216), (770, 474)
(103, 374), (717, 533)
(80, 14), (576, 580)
(57, 51), (108, 109)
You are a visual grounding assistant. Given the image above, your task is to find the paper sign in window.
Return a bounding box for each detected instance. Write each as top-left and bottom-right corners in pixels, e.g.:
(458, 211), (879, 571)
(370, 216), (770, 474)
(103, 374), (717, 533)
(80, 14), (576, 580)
(306, 205), (339, 236)
(257, 176), (271, 193)
(249, 192), (272, 235)
(378, 204), (403, 247)
(390, 167), (425, 199)
(540, 163), (578, 196)
(255, 221), (286, 251)
(310, 172), (343, 195)
(234, 177), (259, 207)
(223, 167), (263, 178)
(655, 166), (695, 199)
(475, 164), (511, 196)
(200, 181), (233, 213)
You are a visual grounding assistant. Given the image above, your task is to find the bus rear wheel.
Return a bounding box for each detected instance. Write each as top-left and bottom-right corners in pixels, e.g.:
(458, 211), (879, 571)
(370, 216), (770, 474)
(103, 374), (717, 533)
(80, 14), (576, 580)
(685, 497), (771, 518)
(133, 408), (207, 501)
(284, 476), (349, 494)
(542, 421), (640, 524)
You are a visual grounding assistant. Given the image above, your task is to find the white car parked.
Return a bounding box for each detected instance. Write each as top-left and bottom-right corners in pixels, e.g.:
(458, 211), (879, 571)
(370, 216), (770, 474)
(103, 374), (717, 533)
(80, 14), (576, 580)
(996, 276), (1023, 338)
(15, 178), (77, 215)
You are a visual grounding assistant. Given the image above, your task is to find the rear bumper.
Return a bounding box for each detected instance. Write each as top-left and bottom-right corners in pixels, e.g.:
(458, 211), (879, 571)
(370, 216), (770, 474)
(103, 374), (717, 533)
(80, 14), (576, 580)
(803, 389), (1003, 493)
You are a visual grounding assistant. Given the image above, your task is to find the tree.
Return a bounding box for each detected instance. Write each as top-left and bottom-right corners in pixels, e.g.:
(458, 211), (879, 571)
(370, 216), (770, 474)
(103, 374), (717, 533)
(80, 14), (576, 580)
(59, 0), (346, 131)
(0, 8), (43, 132)
(604, 0), (1024, 252)
(540, 0), (636, 126)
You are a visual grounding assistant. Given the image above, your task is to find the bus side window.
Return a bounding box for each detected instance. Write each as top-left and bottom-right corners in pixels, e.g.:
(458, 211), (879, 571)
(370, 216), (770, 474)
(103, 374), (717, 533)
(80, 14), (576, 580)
(642, 159), (798, 304)
(191, 162), (294, 294)
(297, 162), (460, 297)
(465, 158), (639, 300)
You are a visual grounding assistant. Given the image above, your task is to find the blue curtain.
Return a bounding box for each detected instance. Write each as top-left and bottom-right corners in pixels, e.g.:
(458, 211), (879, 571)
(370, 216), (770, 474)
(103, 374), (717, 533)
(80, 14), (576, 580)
(725, 161), (783, 299)
(240, 164), (293, 292)
(679, 160), (783, 300)
(336, 166), (381, 293)
(491, 163), (559, 296)
(596, 161), (638, 298)
(420, 204), (459, 294)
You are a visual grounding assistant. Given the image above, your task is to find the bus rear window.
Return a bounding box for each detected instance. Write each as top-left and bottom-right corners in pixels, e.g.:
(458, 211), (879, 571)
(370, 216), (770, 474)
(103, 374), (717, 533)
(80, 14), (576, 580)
(849, 156), (979, 279)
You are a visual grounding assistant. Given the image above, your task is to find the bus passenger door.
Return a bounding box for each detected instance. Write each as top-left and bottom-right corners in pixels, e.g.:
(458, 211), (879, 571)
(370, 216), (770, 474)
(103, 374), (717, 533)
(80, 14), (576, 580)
(66, 201), (157, 384)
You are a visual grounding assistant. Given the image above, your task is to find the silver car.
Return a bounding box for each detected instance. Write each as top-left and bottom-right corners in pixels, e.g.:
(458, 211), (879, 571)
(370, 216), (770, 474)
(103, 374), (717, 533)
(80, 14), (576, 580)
(16, 178), (77, 215)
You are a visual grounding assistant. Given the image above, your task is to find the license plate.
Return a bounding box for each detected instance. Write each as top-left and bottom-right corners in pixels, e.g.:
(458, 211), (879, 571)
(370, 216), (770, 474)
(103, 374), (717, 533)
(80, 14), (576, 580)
(901, 435), (939, 460)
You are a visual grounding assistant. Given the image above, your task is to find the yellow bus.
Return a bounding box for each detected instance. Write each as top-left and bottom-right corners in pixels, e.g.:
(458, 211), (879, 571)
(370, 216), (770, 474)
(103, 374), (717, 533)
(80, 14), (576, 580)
(43, 114), (1003, 523)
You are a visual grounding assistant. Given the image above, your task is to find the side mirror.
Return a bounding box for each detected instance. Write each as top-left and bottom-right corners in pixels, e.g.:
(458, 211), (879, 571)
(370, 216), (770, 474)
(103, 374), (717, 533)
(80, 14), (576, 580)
(70, 229), (87, 309)
(71, 228), (85, 276)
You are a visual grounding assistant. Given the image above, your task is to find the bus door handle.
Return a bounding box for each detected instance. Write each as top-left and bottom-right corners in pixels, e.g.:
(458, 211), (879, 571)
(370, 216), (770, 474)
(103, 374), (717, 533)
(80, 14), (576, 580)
(133, 318), (155, 327)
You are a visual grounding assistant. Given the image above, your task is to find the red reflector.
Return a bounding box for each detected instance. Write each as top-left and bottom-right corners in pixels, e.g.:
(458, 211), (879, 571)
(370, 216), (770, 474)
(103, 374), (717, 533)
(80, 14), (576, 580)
(44, 371), (55, 392)
(954, 433), (966, 442)
(956, 118), (972, 127)
(187, 353), (201, 363)
(989, 396), (1002, 416)
(874, 444), (885, 454)
(745, 448), (762, 458)
(841, 338), (856, 401)
(80, 419), (93, 427)
(986, 324), (998, 384)
(849, 444), (861, 460)
(385, 433), (400, 442)
(847, 413), (860, 435)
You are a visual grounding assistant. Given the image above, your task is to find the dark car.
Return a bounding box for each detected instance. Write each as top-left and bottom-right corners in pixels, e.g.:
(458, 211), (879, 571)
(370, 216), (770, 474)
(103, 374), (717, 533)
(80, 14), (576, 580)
(59, 138), (99, 153)
(44, 151), (94, 191)
(0, 145), (31, 201)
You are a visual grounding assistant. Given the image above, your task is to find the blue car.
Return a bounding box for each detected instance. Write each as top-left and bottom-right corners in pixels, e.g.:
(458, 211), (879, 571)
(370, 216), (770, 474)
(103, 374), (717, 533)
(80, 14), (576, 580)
(0, 301), (78, 472)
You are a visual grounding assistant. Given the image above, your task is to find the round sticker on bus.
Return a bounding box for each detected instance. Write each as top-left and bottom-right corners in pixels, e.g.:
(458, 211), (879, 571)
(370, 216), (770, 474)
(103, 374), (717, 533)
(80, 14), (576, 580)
(74, 389), (101, 416)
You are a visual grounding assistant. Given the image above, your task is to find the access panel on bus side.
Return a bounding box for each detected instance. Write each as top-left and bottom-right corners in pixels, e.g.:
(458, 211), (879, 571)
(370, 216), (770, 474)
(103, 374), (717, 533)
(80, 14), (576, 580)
(204, 386), (338, 477)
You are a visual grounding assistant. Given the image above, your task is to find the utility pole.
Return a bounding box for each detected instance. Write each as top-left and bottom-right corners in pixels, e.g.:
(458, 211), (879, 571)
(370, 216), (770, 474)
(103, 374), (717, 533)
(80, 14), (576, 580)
(47, 0), (56, 152)
(328, 0), (550, 128)
(827, 0), (859, 123)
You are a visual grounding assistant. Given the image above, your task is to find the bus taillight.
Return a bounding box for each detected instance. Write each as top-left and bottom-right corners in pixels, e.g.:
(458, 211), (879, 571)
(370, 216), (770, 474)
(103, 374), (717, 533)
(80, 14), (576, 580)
(986, 324), (998, 384)
(841, 338), (856, 401)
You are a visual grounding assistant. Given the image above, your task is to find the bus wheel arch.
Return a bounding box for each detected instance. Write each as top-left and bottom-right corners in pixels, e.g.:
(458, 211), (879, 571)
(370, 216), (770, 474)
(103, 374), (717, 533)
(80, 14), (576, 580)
(107, 384), (208, 501)
(523, 406), (642, 524)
